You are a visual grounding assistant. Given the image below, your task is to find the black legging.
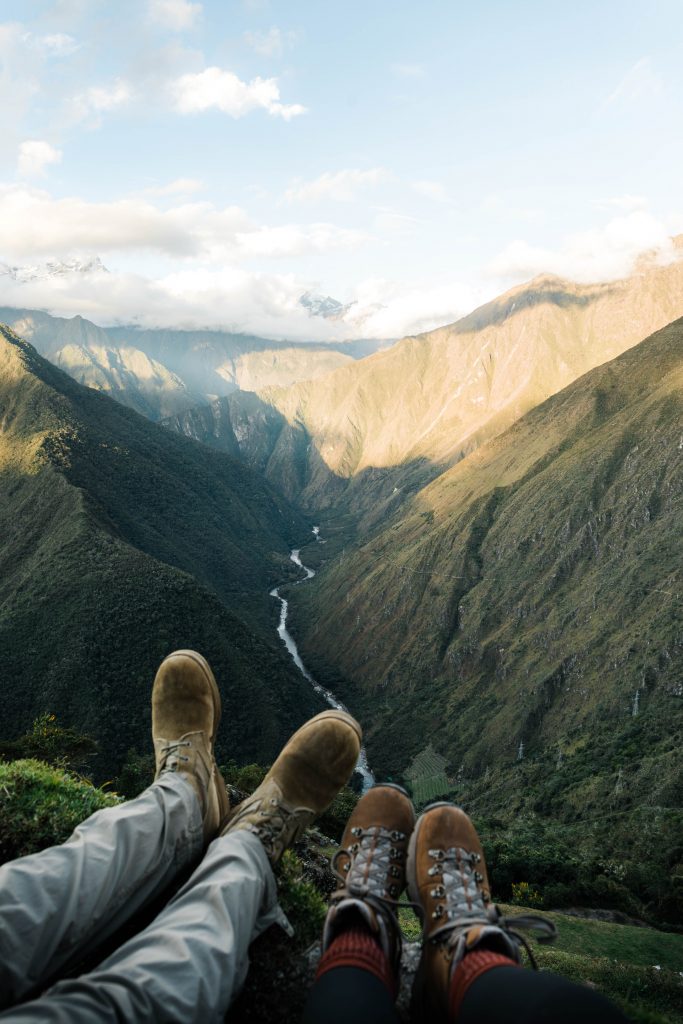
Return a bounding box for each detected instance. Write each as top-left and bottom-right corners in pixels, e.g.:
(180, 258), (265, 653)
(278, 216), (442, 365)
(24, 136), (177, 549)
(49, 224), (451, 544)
(302, 963), (629, 1023)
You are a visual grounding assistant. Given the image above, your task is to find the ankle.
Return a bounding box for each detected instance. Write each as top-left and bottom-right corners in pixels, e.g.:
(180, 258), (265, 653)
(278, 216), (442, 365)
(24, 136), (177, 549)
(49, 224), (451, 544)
(448, 948), (519, 1020)
(317, 924), (398, 998)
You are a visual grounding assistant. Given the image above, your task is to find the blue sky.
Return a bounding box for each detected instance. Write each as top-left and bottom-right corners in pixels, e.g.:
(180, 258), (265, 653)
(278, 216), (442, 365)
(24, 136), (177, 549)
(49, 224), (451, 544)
(0, 0), (681, 339)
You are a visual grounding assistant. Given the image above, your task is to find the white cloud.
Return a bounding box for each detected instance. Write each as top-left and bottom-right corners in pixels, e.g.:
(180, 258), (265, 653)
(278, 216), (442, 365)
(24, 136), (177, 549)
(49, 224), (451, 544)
(391, 63), (425, 78)
(0, 259), (486, 342)
(17, 140), (62, 179)
(141, 177), (205, 196)
(286, 168), (388, 203)
(148, 0), (202, 31)
(349, 276), (488, 338)
(171, 66), (306, 119)
(603, 57), (663, 108)
(592, 194), (648, 213)
(372, 207), (422, 235)
(235, 222), (369, 258)
(488, 210), (680, 284)
(28, 32), (80, 56)
(0, 264), (339, 339)
(244, 27), (295, 57)
(412, 180), (449, 203)
(0, 184), (370, 262)
(70, 79), (132, 125)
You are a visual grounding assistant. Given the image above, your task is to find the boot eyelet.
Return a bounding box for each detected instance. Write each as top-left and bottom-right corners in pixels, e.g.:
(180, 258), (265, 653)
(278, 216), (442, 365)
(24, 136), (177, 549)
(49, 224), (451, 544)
(389, 884), (399, 897)
(391, 830), (405, 842)
(428, 849), (445, 861)
(389, 866), (401, 878)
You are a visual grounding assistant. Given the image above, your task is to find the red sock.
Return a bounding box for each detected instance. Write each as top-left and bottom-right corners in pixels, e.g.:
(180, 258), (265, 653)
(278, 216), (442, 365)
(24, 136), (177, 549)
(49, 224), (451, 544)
(449, 949), (519, 1019)
(316, 925), (397, 998)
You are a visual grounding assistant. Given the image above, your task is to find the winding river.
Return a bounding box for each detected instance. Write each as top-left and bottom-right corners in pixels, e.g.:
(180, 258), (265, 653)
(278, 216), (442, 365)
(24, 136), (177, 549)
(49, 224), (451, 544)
(270, 527), (374, 791)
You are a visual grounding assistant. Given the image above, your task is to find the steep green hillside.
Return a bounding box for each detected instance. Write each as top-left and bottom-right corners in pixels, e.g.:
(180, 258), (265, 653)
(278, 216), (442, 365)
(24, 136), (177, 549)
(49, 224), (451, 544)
(0, 325), (325, 775)
(290, 319), (683, 919)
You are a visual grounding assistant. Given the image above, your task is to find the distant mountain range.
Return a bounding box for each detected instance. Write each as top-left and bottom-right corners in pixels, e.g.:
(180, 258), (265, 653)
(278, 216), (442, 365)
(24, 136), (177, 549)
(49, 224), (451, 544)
(165, 241), (683, 527)
(0, 257), (108, 283)
(0, 325), (325, 776)
(0, 306), (384, 421)
(299, 290), (355, 320)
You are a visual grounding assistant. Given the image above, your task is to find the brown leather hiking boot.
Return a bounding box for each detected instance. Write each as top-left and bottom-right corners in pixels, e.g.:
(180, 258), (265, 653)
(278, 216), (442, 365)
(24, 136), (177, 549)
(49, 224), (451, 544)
(220, 709), (362, 863)
(322, 783), (416, 978)
(408, 802), (556, 1020)
(152, 649), (230, 844)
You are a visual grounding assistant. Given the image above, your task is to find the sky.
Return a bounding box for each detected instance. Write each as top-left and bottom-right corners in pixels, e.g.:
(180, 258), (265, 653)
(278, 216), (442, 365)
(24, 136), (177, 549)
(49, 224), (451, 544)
(0, 0), (682, 340)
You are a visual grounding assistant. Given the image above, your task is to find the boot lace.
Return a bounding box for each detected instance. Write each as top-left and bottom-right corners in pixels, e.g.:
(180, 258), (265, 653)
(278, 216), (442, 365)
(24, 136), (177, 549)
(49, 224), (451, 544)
(231, 794), (314, 856)
(331, 824), (421, 915)
(159, 740), (192, 772)
(427, 846), (557, 969)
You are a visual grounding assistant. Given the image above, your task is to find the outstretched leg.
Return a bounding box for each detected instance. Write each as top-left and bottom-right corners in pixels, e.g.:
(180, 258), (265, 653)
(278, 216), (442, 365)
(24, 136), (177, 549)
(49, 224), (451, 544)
(303, 783), (415, 1024)
(0, 773), (202, 1008)
(408, 801), (628, 1023)
(0, 650), (229, 1007)
(2, 708), (362, 1022)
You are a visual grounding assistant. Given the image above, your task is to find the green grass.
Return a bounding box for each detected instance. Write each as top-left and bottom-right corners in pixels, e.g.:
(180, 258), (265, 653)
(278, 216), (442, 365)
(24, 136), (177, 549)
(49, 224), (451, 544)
(517, 907), (683, 971)
(0, 759), (120, 864)
(398, 897), (683, 1023)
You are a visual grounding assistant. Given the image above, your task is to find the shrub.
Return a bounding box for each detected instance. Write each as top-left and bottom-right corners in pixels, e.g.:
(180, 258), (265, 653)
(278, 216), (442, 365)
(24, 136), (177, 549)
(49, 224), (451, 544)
(0, 713), (99, 774)
(115, 749), (155, 799)
(275, 849), (327, 946)
(511, 881), (543, 908)
(0, 759), (119, 865)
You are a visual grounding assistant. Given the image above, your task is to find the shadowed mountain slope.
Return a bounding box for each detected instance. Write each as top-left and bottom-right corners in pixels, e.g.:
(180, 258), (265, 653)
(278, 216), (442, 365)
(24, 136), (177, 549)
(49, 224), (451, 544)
(0, 325), (325, 775)
(290, 318), (683, 844)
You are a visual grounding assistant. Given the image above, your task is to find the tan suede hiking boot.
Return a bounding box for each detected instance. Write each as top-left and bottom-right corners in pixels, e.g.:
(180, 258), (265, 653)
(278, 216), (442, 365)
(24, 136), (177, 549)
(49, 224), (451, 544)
(407, 802), (556, 1020)
(152, 649), (230, 844)
(220, 709), (361, 863)
(322, 783), (415, 977)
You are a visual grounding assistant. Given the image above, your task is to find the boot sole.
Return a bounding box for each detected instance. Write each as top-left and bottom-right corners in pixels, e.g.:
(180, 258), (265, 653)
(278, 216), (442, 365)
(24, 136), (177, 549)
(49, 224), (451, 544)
(160, 649), (222, 746)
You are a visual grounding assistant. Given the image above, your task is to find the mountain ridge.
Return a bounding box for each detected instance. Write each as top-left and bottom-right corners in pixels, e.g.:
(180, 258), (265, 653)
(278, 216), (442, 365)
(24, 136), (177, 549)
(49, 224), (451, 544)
(0, 308), (383, 422)
(200, 251), (683, 529)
